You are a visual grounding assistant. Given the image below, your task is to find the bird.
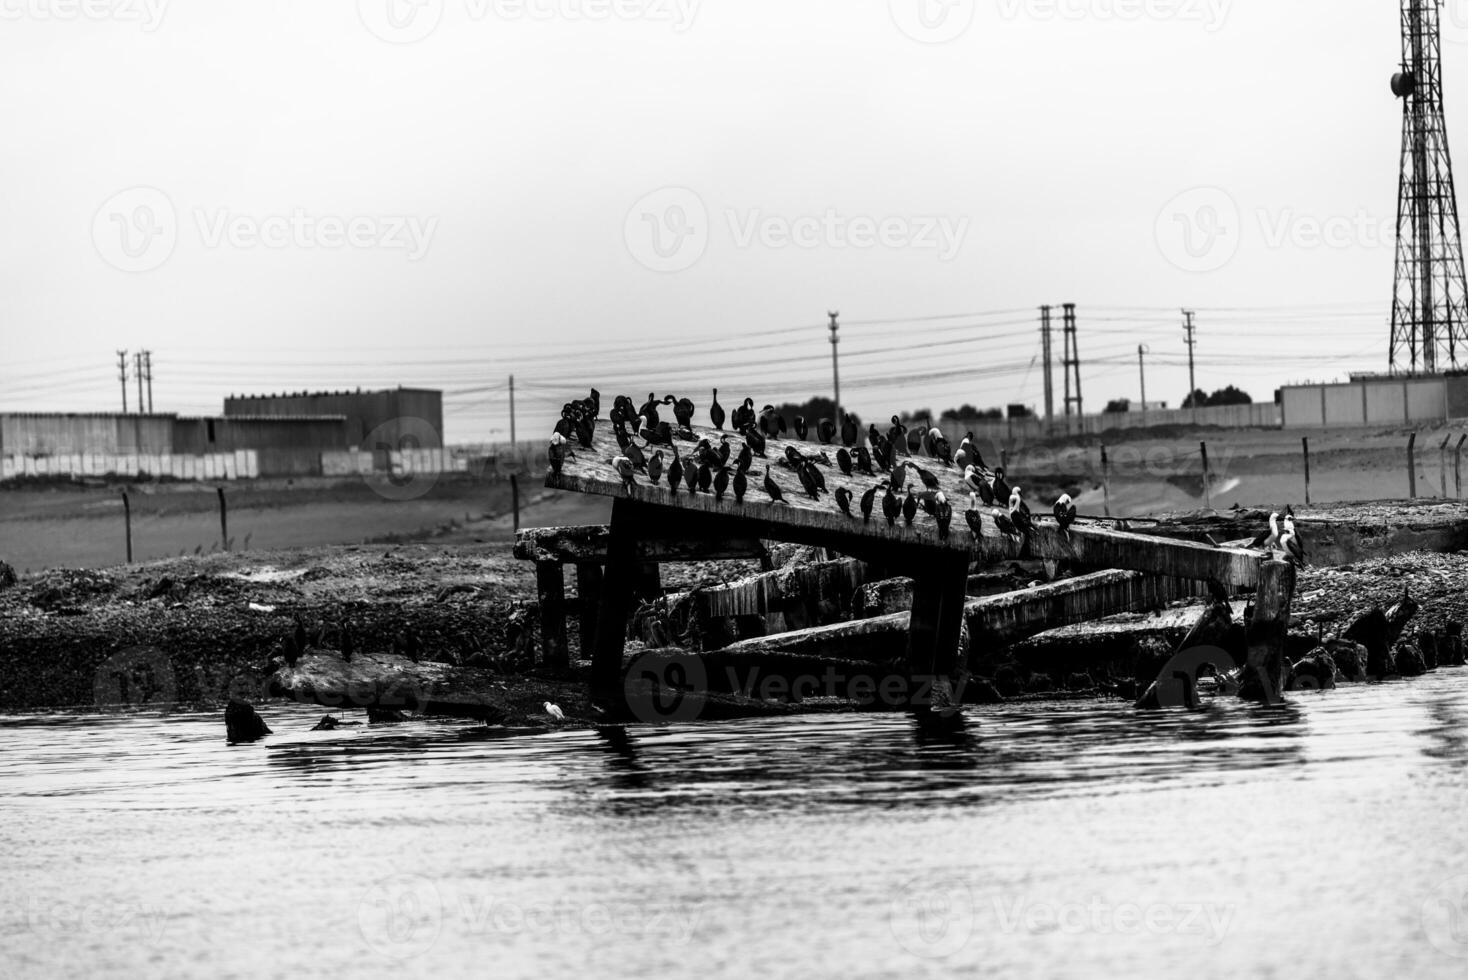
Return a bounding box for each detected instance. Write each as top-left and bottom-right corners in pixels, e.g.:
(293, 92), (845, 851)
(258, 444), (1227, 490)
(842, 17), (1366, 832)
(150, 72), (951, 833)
(955, 432), (981, 470)
(639, 393), (666, 429)
(714, 466), (730, 501)
(934, 492), (953, 540)
(1053, 493), (1077, 535)
(717, 436), (731, 467)
(965, 493), (985, 540)
(1250, 511), (1281, 551)
(667, 446), (684, 495)
(1281, 517), (1307, 566)
(733, 467), (748, 503)
(835, 486), (853, 517)
(544, 702), (565, 722)
(840, 413), (858, 448)
(613, 455), (635, 492)
(882, 483), (900, 526)
(888, 416), (910, 457)
(732, 397), (756, 431)
(903, 488), (919, 527)
(817, 417), (837, 445)
(994, 510), (1020, 538)
(648, 450), (664, 486)
(794, 416), (809, 441)
(548, 432), (571, 478)
(927, 427), (953, 466)
(1009, 488), (1034, 537)
(763, 467), (785, 504)
(891, 460), (908, 492)
(672, 396), (695, 430)
(710, 389), (726, 430)
(743, 424), (767, 458)
(804, 460), (827, 494)
(697, 462), (713, 494)
(683, 461), (699, 494)
(798, 462), (821, 499)
(735, 442), (753, 474)
(860, 484), (879, 523)
(992, 467), (1013, 504)
(759, 405), (786, 439)
(836, 447), (853, 476)
(624, 439), (647, 472)
(912, 465), (941, 491)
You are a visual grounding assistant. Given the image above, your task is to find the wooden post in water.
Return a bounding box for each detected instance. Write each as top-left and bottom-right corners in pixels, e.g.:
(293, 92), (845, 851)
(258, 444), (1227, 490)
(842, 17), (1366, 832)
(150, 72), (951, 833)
(510, 474), (521, 532)
(1199, 441), (1212, 511)
(121, 489), (132, 564)
(217, 487), (229, 551)
(1243, 559), (1296, 705)
(1100, 445), (1112, 517)
(1408, 433), (1418, 499)
(1301, 437), (1311, 505)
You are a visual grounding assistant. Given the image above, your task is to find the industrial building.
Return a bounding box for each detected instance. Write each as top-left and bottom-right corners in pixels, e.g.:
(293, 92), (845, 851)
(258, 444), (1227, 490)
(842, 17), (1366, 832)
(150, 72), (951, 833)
(1278, 374), (1468, 429)
(0, 387), (448, 481)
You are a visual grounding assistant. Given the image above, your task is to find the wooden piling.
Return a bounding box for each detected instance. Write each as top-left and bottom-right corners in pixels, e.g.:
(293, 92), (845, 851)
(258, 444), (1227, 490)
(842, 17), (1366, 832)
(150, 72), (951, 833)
(1457, 435), (1466, 498)
(121, 489), (132, 564)
(510, 474), (521, 533)
(1243, 559), (1296, 705)
(1100, 445), (1112, 518)
(576, 563), (604, 656)
(1440, 434), (1454, 498)
(536, 561), (569, 670)
(217, 487), (229, 551)
(1199, 441), (1211, 511)
(1301, 437), (1311, 505)
(1408, 433), (1418, 499)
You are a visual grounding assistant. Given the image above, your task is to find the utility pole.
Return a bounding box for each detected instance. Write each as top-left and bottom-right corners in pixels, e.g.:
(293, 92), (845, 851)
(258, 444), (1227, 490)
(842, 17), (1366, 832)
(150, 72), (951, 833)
(1183, 309), (1198, 418)
(1040, 306), (1055, 427)
(508, 374), (517, 449)
(143, 350), (153, 412)
(134, 352), (144, 415)
(116, 350), (129, 414)
(1062, 303), (1082, 422)
(1138, 344), (1150, 423)
(828, 311), (841, 425)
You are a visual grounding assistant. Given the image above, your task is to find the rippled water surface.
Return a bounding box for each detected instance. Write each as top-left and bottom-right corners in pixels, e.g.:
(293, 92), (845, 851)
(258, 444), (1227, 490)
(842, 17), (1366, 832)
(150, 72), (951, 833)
(5, 672), (1468, 979)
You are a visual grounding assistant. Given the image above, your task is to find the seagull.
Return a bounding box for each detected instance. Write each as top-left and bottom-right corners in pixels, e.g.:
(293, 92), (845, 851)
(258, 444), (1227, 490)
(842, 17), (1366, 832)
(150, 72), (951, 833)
(1250, 511), (1281, 552)
(544, 702), (565, 722)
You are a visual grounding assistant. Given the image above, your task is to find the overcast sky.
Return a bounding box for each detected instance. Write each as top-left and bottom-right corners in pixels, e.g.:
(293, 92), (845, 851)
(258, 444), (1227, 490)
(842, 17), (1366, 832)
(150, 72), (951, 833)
(0, 0), (1455, 442)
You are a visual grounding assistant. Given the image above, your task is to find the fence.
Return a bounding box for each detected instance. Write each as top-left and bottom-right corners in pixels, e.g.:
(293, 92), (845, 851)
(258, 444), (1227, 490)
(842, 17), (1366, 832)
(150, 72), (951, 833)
(941, 403), (1280, 445)
(1, 451), (258, 481)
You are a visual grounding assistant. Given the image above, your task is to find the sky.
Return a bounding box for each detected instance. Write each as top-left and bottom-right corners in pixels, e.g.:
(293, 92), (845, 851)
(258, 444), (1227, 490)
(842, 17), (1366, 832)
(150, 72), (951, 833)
(0, 0), (1458, 444)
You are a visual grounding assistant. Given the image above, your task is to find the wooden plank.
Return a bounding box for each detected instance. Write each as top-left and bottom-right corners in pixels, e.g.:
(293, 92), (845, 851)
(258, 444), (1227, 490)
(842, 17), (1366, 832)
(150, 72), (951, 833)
(513, 524), (765, 564)
(591, 499), (641, 695)
(695, 558), (871, 620)
(711, 569), (1207, 664)
(576, 563), (603, 650)
(1027, 524), (1260, 587)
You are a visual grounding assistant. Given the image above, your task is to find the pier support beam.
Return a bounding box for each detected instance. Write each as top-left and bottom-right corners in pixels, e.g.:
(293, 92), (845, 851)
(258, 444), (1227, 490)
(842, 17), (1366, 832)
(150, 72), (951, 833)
(1243, 559), (1296, 705)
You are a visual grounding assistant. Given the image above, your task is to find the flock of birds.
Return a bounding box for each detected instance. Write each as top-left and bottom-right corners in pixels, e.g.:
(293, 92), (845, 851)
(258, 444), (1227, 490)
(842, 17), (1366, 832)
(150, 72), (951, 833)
(549, 387), (1312, 566)
(548, 388), (1081, 547)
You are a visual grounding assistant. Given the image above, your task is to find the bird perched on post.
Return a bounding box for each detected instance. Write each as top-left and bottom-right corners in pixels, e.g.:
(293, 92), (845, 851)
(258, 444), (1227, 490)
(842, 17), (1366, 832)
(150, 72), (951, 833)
(965, 493), (985, 541)
(763, 467), (785, 504)
(837, 447), (853, 476)
(743, 424), (767, 458)
(903, 488), (919, 527)
(1053, 493), (1077, 536)
(1009, 488), (1034, 537)
(673, 396), (695, 431)
(835, 486), (853, 517)
(648, 450), (664, 487)
(955, 432), (981, 471)
(888, 416), (910, 457)
(713, 466), (730, 501)
(860, 484), (879, 524)
(734, 441), (752, 474)
(963, 464), (994, 506)
(710, 389), (726, 430)
(733, 467), (748, 503)
(1281, 515), (1307, 566)
(549, 431), (571, 478)
(934, 492), (953, 541)
(732, 397), (756, 432)
(840, 413), (858, 448)
(623, 439), (647, 472)
(667, 446), (684, 495)
(794, 415), (809, 441)
(613, 455), (635, 493)
(854, 446), (875, 476)
(992, 467), (1013, 505)
(882, 483), (900, 526)
(926, 427), (953, 466)
(1250, 512), (1281, 552)
(817, 417), (837, 445)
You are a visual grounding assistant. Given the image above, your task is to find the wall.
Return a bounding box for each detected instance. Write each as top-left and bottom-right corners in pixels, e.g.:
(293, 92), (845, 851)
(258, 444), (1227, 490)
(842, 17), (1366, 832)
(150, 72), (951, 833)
(935, 402), (1280, 444)
(0, 414), (174, 455)
(1281, 377), (1456, 429)
(172, 415), (349, 454)
(1, 450), (258, 481)
(223, 388), (444, 449)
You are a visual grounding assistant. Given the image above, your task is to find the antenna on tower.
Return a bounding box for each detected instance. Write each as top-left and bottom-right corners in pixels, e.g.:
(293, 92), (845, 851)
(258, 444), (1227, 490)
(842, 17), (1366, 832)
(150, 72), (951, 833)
(1390, 0), (1468, 375)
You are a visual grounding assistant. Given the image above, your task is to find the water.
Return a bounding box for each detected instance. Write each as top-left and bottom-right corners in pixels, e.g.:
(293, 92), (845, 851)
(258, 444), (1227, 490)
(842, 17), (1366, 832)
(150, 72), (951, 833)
(5, 674), (1468, 979)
